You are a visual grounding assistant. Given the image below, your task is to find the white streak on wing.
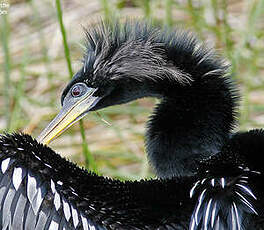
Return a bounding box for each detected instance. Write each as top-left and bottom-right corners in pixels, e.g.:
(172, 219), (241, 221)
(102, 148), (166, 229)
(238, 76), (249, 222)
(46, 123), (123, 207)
(54, 192), (61, 211)
(27, 172), (38, 204)
(35, 211), (48, 230)
(235, 191), (258, 215)
(90, 224), (96, 230)
(195, 189), (206, 225)
(190, 180), (200, 198)
(221, 178), (225, 188)
(81, 214), (89, 230)
(12, 193), (28, 229)
(63, 199), (71, 221)
(236, 184), (257, 200)
(235, 191), (254, 208)
(49, 220), (59, 230)
(231, 203), (236, 229)
(194, 202), (202, 226)
(215, 216), (220, 230)
(199, 189), (206, 203)
(211, 201), (217, 228)
(233, 202), (241, 230)
(71, 205), (79, 228)
(189, 217), (195, 230)
(72, 191), (78, 196)
(44, 163), (52, 168)
(35, 155), (41, 161)
(211, 179), (215, 187)
(204, 199), (212, 230)
(12, 167), (23, 190)
(1, 158), (10, 174)
(32, 187), (44, 215)
(240, 176), (249, 179)
(2, 188), (15, 229)
(3, 216), (12, 230)
(51, 180), (56, 194)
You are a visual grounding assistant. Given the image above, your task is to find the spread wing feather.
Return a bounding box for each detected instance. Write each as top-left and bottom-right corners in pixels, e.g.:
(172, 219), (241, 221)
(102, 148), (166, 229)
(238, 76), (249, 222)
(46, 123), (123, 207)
(0, 150), (104, 230)
(189, 175), (258, 230)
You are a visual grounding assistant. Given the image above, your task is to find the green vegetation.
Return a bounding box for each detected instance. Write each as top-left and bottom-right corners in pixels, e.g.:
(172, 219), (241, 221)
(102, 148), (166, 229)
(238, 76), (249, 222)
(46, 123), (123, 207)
(0, 0), (263, 180)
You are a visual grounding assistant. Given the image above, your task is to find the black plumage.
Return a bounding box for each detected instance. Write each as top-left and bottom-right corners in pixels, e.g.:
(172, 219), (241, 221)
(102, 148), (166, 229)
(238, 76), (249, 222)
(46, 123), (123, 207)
(39, 21), (239, 178)
(1, 21), (263, 229)
(189, 129), (264, 229)
(0, 133), (196, 229)
(1, 130), (264, 229)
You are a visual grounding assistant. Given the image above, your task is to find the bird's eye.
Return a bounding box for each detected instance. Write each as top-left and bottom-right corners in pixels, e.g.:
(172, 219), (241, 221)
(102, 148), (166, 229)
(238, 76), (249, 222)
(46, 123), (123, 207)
(71, 84), (84, 97)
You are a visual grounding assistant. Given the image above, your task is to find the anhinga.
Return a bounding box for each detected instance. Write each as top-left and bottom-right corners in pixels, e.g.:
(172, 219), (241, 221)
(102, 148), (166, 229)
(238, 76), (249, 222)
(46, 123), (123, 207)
(0, 21), (263, 229)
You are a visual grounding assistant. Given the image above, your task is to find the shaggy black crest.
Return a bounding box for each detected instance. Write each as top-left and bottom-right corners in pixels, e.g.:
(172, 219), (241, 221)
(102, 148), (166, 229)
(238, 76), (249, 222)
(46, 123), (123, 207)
(63, 20), (231, 98)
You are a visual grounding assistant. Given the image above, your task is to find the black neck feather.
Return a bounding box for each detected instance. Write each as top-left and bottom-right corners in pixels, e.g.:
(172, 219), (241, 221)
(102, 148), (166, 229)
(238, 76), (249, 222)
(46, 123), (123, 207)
(146, 73), (238, 178)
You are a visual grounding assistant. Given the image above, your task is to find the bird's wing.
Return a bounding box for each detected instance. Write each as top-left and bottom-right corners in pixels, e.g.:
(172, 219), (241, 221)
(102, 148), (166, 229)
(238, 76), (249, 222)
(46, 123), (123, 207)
(0, 138), (105, 230)
(189, 171), (259, 230)
(0, 133), (195, 230)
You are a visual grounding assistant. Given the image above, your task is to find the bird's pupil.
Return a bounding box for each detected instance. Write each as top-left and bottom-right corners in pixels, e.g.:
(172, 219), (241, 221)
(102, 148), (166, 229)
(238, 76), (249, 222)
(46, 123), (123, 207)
(72, 85), (81, 97)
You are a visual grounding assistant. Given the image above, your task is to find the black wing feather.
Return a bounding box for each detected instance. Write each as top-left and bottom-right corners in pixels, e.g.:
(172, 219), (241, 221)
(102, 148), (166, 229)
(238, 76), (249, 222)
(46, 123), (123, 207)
(0, 140), (103, 230)
(0, 133), (195, 229)
(189, 130), (264, 230)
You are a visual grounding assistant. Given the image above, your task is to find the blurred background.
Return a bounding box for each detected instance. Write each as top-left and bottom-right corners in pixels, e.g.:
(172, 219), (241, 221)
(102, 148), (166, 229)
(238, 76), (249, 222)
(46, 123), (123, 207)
(0, 0), (264, 180)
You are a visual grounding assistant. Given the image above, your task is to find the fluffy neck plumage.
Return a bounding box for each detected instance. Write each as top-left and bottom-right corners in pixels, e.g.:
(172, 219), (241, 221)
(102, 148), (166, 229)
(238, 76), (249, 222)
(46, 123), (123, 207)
(146, 72), (238, 178)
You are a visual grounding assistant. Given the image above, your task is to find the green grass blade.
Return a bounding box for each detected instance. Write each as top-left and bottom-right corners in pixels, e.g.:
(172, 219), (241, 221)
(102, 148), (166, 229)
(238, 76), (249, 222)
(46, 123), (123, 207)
(165, 0), (173, 27)
(55, 0), (96, 171)
(55, 0), (73, 76)
(79, 119), (97, 172)
(143, 0), (151, 18)
(100, 0), (111, 20)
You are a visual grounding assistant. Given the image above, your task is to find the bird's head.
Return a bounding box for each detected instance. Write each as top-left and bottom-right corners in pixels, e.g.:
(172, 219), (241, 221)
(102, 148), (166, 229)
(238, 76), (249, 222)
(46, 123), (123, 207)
(37, 21), (193, 144)
(37, 20), (226, 145)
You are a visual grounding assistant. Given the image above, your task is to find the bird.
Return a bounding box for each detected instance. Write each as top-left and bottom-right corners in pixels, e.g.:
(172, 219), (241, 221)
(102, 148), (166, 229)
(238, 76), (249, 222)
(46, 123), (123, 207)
(0, 130), (263, 229)
(1, 21), (262, 230)
(37, 20), (239, 179)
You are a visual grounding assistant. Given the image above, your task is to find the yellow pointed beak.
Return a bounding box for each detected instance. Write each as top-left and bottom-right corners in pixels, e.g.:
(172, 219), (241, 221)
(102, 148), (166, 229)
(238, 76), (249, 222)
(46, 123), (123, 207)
(37, 88), (100, 145)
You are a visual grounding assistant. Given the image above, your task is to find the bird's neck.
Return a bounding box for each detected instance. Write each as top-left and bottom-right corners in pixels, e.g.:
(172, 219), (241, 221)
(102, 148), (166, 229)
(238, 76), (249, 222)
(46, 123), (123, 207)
(146, 76), (237, 178)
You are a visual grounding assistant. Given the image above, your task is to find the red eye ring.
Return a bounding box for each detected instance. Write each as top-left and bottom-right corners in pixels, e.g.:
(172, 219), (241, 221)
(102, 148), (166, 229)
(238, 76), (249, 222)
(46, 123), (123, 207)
(71, 85), (82, 97)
